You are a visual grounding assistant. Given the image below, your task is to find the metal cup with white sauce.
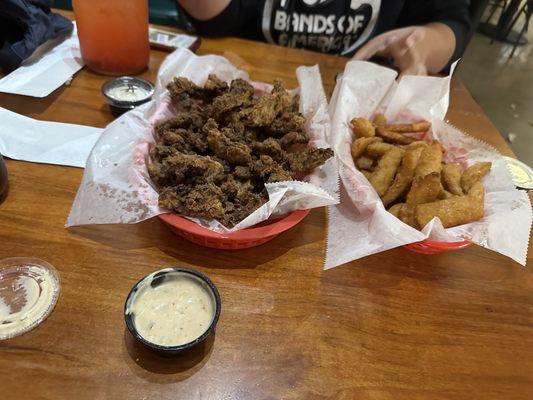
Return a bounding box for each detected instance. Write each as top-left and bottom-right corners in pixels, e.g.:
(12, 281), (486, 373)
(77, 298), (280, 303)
(124, 268), (221, 355)
(101, 76), (154, 117)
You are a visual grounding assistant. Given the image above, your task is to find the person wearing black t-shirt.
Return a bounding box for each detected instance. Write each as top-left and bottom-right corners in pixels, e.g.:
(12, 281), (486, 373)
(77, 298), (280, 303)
(177, 0), (470, 75)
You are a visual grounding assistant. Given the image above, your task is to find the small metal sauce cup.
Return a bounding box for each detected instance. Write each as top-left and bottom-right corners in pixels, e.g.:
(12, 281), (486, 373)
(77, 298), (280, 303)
(101, 76), (154, 117)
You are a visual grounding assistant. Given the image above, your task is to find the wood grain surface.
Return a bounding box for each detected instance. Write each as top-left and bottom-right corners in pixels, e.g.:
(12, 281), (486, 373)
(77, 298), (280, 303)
(0, 11), (531, 400)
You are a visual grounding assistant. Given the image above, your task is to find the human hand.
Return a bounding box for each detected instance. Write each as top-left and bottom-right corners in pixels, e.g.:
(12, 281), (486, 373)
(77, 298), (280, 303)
(352, 26), (428, 77)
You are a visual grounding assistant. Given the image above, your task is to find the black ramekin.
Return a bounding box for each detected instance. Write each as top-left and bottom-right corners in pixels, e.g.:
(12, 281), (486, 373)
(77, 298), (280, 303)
(124, 267), (221, 355)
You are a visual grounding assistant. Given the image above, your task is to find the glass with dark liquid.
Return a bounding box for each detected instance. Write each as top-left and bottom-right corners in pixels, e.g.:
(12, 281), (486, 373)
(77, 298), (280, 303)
(0, 153), (7, 204)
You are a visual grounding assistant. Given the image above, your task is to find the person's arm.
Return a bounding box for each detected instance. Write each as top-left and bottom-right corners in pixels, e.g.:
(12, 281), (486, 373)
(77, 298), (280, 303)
(177, 0), (261, 38)
(352, 23), (456, 76)
(399, 0), (471, 66)
(177, 0), (231, 21)
(415, 22), (456, 74)
(353, 0), (470, 76)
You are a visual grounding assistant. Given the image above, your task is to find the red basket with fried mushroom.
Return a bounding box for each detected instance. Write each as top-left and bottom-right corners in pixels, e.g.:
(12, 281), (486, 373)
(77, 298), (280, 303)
(159, 209), (310, 250)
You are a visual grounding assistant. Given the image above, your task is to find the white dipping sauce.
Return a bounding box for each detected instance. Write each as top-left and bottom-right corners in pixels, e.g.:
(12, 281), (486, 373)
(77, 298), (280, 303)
(107, 85), (150, 102)
(127, 270), (215, 347)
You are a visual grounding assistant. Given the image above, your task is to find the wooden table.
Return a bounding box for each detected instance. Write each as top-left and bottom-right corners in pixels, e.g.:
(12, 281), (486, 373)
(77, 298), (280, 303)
(1, 12), (532, 400)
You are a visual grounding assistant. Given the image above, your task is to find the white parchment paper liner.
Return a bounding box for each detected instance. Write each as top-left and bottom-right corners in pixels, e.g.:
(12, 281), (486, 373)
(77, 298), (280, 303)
(325, 61), (532, 268)
(0, 106), (102, 168)
(66, 48), (338, 232)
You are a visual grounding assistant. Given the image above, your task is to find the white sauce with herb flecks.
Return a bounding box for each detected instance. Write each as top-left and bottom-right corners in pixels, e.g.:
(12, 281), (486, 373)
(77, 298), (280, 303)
(127, 270), (215, 347)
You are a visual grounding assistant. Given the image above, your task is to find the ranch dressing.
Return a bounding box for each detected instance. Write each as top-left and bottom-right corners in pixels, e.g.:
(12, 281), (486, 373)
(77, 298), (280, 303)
(128, 271), (215, 347)
(106, 85), (151, 102)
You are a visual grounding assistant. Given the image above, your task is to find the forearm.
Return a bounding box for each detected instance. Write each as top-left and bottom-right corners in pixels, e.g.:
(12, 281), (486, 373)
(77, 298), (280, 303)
(419, 22), (456, 74)
(177, 0), (231, 21)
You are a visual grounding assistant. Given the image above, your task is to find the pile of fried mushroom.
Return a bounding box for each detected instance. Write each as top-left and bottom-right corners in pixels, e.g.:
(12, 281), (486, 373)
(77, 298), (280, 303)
(148, 74), (333, 227)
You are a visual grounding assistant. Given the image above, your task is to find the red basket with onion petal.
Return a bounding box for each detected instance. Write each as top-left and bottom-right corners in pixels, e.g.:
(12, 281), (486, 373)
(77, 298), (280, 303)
(404, 239), (472, 254)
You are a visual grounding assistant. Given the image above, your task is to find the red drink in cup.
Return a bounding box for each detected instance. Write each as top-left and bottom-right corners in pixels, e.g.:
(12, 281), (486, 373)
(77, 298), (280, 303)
(72, 0), (150, 75)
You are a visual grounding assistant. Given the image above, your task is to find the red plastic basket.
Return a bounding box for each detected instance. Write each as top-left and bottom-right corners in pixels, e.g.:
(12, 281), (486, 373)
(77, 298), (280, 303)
(159, 210), (310, 250)
(404, 239), (471, 254)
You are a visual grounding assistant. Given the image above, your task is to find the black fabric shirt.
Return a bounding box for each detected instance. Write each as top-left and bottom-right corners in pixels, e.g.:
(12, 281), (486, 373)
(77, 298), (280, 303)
(186, 0), (470, 61)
